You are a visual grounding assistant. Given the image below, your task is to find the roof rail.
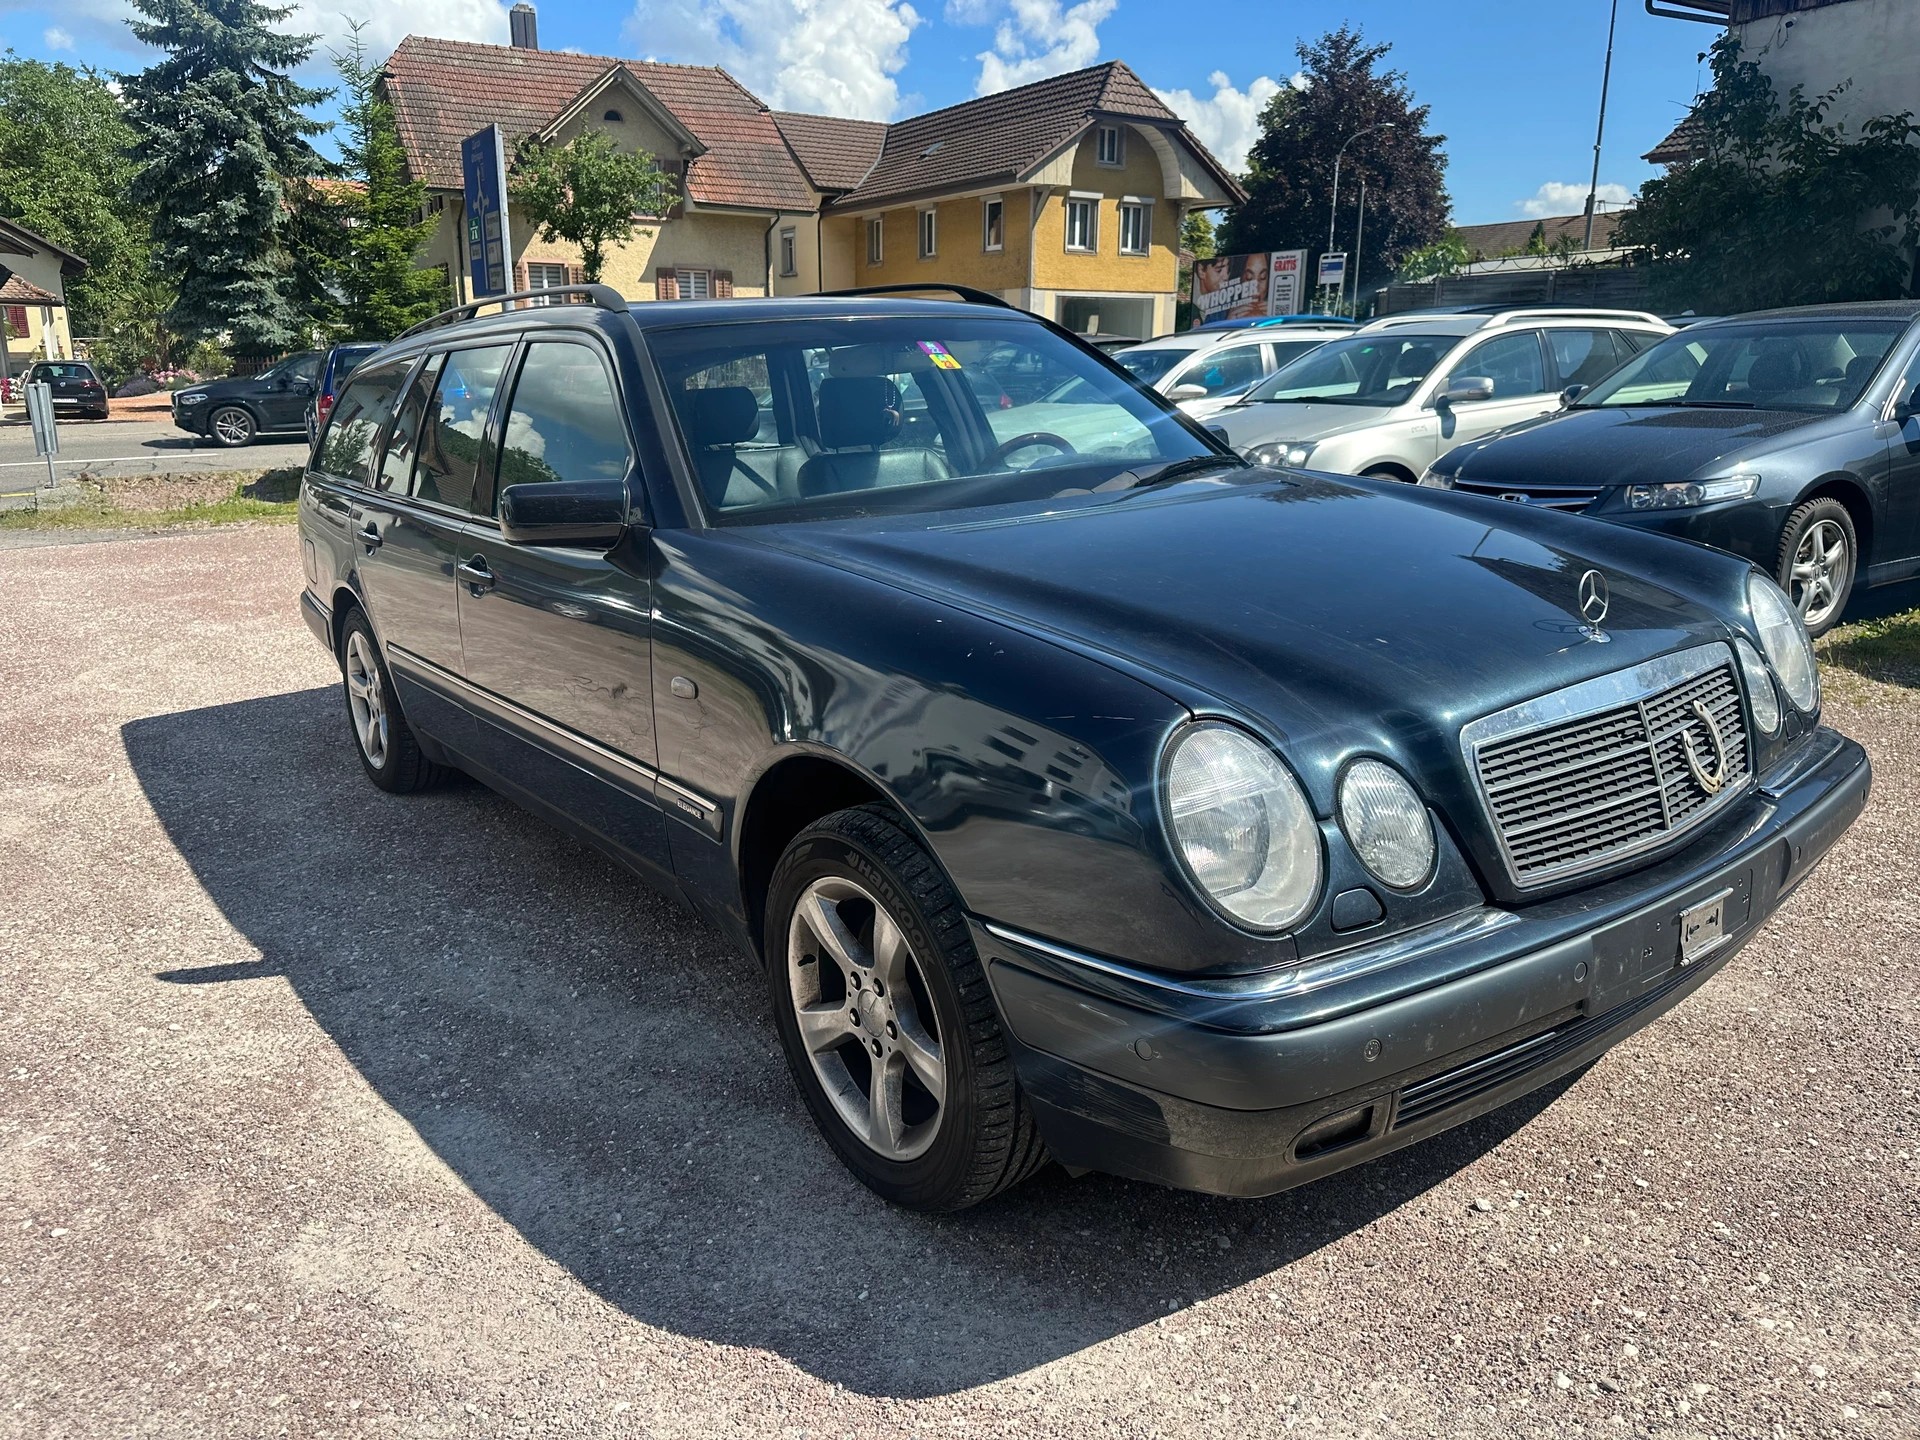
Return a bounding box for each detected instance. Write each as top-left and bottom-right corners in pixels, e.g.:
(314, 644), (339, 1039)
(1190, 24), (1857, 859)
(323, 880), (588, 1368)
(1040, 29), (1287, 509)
(1486, 307), (1668, 328)
(395, 283), (629, 342)
(814, 283), (1017, 310)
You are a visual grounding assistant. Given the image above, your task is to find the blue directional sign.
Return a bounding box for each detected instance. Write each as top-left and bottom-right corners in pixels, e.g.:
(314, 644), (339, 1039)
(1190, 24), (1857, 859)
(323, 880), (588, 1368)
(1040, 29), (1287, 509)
(461, 124), (514, 298)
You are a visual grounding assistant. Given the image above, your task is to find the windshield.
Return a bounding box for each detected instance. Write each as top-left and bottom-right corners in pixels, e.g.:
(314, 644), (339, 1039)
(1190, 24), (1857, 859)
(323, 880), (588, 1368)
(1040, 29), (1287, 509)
(1579, 319), (1904, 412)
(1243, 332), (1451, 405)
(1115, 344), (1202, 384)
(651, 315), (1229, 523)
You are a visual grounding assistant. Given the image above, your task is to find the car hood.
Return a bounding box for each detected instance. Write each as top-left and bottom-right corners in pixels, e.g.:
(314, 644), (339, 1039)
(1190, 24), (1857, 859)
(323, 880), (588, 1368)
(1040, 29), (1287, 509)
(1443, 404), (1835, 485)
(759, 472), (1741, 799)
(1207, 401), (1399, 449)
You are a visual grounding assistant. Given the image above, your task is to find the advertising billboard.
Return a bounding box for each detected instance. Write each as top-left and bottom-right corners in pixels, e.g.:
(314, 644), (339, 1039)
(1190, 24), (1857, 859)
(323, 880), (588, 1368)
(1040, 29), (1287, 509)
(1191, 250), (1310, 323)
(461, 124), (514, 299)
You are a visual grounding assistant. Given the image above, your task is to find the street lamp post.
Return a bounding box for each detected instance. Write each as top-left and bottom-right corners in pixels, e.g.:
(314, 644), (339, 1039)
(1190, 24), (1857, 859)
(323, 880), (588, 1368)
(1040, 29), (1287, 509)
(1349, 181), (1368, 318)
(1583, 0), (1622, 251)
(1328, 122), (1395, 316)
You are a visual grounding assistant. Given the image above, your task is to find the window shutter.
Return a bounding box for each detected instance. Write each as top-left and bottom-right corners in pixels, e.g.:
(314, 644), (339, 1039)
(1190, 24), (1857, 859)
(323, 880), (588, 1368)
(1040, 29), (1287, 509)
(714, 269), (734, 299)
(566, 264), (587, 299)
(655, 269), (679, 300)
(514, 260), (528, 292)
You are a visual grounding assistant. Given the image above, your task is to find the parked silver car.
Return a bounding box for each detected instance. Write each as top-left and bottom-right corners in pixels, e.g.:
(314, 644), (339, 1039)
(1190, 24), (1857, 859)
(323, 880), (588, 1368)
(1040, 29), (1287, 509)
(1115, 324), (1354, 418)
(1207, 308), (1673, 481)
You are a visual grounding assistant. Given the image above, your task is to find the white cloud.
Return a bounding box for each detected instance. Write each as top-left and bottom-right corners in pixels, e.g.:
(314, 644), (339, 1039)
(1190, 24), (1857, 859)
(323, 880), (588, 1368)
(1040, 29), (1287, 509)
(972, 0), (1114, 95)
(43, 26), (75, 49)
(1151, 70), (1296, 176)
(1517, 180), (1633, 219)
(623, 0), (921, 120)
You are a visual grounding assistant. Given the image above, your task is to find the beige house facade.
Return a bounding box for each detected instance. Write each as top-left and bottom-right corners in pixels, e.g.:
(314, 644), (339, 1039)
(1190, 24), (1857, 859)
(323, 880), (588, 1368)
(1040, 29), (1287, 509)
(383, 22), (1240, 336)
(0, 217), (84, 383)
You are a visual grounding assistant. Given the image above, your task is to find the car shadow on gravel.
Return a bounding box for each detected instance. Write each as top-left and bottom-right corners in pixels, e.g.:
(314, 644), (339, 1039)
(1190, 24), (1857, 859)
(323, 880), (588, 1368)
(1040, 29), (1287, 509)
(126, 687), (1574, 1400)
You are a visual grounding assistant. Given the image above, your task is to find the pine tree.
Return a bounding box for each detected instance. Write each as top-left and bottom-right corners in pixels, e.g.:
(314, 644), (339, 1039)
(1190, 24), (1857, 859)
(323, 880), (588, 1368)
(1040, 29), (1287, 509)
(331, 23), (447, 339)
(120, 0), (330, 354)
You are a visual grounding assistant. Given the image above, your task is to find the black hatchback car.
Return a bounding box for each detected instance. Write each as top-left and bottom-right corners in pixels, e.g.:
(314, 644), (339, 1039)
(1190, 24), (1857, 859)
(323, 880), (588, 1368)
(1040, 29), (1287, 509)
(25, 359), (108, 419)
(298, 284), (1868, 1211)
(171, 350), (323, 447)
(1420, 302), (1920, 636)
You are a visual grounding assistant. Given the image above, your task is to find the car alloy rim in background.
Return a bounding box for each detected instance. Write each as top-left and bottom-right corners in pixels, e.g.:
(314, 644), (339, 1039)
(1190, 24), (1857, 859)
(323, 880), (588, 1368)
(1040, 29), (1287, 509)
(786, 875), (945, 1162)
(1790, 519), (1850, 629)
(212, 408), (252, 445)
(343, 631), (389, 769)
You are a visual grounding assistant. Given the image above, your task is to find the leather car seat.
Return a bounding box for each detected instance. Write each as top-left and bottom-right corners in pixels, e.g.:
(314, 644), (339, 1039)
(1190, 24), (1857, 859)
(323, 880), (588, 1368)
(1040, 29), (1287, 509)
(797, 376), (952, 497)
(680, 386), (779, 507)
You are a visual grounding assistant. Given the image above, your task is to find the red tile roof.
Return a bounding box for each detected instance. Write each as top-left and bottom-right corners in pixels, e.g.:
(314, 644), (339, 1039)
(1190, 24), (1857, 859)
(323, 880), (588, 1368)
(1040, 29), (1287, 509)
(1455, 211), (1627, 259)
(825, 61), (1241, 211)
(770, 111), (888, 193)
(0, 273), (63, 306)
(383, 37), (816, 212)
(1644, 112), (1707, 167)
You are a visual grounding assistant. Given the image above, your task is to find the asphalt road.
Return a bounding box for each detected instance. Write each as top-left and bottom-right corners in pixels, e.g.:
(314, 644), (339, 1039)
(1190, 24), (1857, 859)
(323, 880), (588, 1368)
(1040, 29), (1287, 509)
(0, 413), (308, 484)
(2, 525), (1916, 1438)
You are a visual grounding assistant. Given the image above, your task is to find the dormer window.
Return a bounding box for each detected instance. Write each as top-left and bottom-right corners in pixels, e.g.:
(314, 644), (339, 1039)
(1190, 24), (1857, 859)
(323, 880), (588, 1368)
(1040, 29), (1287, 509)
(1095, 125), (1123, 167)
(603, 109), (624, 123)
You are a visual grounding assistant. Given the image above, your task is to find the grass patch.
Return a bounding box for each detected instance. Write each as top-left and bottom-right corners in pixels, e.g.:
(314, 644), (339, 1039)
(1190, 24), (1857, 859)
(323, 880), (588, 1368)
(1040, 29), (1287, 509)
(0, 468), (301, 533)
(1817, 607), (1920, 697)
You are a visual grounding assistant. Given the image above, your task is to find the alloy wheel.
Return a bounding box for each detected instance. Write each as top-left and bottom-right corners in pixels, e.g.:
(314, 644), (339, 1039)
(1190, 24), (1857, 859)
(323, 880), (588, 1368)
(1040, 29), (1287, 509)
(211, 408), (253, 446)
(343, 630), (389, 769)
(1789, 518), (1851, 631)
(786, 875), (946, 1162)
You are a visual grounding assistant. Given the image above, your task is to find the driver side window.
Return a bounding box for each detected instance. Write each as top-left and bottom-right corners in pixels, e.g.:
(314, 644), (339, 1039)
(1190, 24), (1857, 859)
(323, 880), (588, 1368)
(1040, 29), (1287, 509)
(1453, 331), (1548, 399)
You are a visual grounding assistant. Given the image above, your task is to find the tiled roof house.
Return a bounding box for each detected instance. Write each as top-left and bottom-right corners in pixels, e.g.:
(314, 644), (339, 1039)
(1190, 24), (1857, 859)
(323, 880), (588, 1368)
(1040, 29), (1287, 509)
(380, 12), (1241, 335)
(0, 216), (86, 378)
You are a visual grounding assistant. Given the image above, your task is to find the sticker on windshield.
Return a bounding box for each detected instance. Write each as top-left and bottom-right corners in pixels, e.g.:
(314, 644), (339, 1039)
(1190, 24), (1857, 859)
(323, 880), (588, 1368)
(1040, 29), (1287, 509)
(918, 341), (963, 371)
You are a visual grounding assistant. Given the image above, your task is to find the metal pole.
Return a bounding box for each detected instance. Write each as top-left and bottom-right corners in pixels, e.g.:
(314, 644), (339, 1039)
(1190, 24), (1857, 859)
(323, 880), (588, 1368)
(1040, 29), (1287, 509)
(1584, 0), (1622, 251)
(1326, 152), (1343, 316)
(1351, 181), (1368, 319)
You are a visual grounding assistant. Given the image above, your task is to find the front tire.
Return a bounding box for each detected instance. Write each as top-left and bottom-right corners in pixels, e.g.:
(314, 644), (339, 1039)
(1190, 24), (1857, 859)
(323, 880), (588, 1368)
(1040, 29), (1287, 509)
(766, 805), (1048, 1211)
(1776, 497), (1857, 638)
(207, 405), (256, 448)
(338, 609), (445, 793)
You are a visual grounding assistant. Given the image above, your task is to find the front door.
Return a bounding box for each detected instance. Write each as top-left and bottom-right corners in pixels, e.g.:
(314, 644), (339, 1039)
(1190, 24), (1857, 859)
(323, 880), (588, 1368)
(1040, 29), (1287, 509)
(450, 335), (672, 884)
(1430, 329), (1557, 465)
(262, 352), (323, 430)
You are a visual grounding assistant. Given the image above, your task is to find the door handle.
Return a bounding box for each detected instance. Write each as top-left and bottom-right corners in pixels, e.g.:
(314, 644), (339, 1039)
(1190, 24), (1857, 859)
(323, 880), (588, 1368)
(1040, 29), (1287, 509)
(456, 556), (495, 591)
(356, 522), (382, 550)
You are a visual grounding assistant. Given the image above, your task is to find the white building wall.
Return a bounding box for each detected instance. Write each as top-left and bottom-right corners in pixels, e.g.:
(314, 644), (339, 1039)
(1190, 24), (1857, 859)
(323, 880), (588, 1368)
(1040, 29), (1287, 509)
(1737, 0), (1920, 134)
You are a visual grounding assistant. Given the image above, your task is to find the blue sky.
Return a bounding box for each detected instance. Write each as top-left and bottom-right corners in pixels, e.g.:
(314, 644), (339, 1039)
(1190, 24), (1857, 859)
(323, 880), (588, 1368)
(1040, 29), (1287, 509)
(0, 0), (1716, 224)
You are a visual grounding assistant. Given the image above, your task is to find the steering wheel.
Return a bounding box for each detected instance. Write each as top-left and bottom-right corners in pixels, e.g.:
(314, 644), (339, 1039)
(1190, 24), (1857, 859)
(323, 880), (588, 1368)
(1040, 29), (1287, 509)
(988, 431), (1077, 468)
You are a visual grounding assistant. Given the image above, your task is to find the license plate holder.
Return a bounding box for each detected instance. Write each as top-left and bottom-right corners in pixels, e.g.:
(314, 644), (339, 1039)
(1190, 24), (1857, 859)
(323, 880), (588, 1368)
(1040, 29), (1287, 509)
(1679, 888), (1731, 966)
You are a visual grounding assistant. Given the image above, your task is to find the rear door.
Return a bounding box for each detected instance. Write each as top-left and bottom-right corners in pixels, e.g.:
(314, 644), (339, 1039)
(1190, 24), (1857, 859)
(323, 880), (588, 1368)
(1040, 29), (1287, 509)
(450, 334), (673, 883)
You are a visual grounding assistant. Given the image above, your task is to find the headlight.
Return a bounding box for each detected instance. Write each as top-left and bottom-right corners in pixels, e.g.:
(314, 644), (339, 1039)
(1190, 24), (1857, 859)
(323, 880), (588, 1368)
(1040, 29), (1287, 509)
(1734, 637), (1781, 734)
(1417, 467), (1454, 489)
(1247, 440), (1316, 469)
(1747, 572), (1819, 712)
(1626, 474), (1759, 510)
(1338, 760), (1435, 890)
(178, 392), (208, 404)
(1163, 722), (1321, 933)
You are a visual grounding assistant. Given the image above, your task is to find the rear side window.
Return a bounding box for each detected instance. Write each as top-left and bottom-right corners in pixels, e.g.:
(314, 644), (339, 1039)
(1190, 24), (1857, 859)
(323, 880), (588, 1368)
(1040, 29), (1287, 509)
(317, 367), (407, 485)
(413, 345), (511, 511)
(492, 342), (632, 508)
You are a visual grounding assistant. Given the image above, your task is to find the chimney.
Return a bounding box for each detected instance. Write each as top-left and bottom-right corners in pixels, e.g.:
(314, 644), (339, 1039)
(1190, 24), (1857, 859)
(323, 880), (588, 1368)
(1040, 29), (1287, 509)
(509, 2), (538, 49)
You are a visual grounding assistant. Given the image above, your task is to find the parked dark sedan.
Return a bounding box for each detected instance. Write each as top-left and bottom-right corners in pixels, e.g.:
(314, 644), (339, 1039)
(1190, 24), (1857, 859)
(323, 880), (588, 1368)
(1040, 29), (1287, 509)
(1420, 302), (1920, 635)
(297, 285), (1867, 1211)
(171, 350), (323, 446)
(25, 359), (108, 419)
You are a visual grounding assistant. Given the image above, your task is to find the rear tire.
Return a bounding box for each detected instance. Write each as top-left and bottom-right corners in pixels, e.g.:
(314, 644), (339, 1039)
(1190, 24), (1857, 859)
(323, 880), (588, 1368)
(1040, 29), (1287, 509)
(766, 804), (1048, 1211)
(338, 608), (445, 793)
(1776, 497), (1857, 638)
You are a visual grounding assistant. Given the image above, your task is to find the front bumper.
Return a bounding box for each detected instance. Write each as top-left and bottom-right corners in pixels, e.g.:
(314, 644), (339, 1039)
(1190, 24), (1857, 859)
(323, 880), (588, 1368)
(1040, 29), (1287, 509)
(171, 402), (210, 435)
(976, 727), (1870, 1198)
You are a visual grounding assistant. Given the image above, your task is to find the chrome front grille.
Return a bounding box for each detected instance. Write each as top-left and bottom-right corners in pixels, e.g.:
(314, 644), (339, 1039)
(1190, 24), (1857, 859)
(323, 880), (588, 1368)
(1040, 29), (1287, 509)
(1464, 645), (1751, 887)
(1450, 478), (1604, 512)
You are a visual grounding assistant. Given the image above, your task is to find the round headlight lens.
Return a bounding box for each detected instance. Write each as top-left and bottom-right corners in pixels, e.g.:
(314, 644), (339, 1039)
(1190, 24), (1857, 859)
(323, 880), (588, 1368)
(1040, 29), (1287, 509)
(1247, 441), (1315, 469)
(1734, 637), (1781, 734)
(1338, 760), (1435, 890)
(1163, 723), (1321, 932)
(1747, 573), (1819, 712)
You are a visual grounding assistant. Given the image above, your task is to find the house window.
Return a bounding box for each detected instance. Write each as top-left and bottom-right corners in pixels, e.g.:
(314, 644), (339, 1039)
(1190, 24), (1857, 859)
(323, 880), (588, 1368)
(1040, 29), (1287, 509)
(867, 216), (883, 266)
(1064, 196), (1097, 252)
(525, 261), (570, 305)
(1096, 125), (1123, 167)
(982, 197), (1004, 252)
(1118, 200), (1150, 256)
(779, 227), (797, 277)
(680, 267), (713, 299)
(918, 208), (937, 259)
(603, 109), (624, 123)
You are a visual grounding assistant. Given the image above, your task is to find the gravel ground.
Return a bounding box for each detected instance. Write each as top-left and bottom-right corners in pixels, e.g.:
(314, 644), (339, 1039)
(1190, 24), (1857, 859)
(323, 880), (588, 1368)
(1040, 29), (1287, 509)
(2, 525), (1917, 1440)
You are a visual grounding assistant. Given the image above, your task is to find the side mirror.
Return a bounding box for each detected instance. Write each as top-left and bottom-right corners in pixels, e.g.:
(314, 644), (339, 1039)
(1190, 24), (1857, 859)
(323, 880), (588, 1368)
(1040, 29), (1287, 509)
(1441, 376), (1496, 406)
(1168, 383), (1208, 401)
(498, 478), (629, 548)
(1560, 384), (1589, 408)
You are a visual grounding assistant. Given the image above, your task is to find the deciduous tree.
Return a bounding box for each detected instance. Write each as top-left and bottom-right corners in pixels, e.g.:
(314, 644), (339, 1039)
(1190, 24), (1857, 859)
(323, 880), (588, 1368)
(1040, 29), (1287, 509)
(510, 130), (679, 284)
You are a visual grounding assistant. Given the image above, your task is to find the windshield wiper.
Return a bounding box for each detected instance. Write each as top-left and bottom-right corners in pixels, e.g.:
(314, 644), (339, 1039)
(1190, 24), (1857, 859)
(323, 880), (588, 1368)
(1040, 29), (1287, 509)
(1095, 455), (1245, 492)
(1257, 393), (1347, 404)
(1601, 399), (1756, 410)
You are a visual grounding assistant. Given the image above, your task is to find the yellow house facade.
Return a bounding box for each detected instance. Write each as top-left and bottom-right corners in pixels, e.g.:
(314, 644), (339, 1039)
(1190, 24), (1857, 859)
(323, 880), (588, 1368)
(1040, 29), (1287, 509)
(384, 23), (1240, 337)
(0, 217), (83, 383)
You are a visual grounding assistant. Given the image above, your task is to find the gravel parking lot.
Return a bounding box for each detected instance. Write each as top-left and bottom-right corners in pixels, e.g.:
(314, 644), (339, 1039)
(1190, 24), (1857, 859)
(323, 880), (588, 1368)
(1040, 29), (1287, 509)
(3, 525), (1917, 1439)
